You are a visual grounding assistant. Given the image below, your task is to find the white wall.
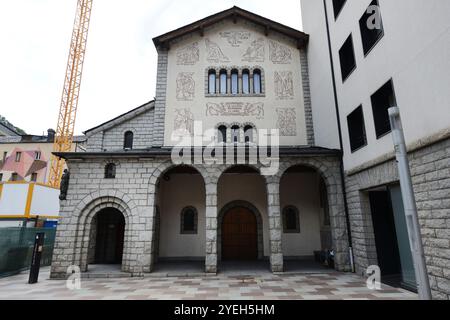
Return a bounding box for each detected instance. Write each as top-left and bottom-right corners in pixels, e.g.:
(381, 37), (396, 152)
(30, 185), (60, 217)
(302, 0), (450, 170)
(0, 183), (28, 215)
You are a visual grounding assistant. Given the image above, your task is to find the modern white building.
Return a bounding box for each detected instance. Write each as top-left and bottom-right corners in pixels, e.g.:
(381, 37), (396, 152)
(301, 0), (450, 299)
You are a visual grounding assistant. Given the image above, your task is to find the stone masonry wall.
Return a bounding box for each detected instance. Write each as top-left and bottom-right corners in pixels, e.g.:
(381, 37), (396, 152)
(346, 137), (450, 299)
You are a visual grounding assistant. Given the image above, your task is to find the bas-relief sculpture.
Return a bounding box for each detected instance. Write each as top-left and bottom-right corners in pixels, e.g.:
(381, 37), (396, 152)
(276, 108), (297, 136)
(176, 73), (195, 101)
(176, 42), (200, 65)
(269, 40), (292, 64)
(206, 38), (230, 63)
(274, 71), (294, 100)
(206, 102), (264, 119)
(220, 31), (250, 47)
(173, 108), (194, 136)
(242, 38), (265, 62)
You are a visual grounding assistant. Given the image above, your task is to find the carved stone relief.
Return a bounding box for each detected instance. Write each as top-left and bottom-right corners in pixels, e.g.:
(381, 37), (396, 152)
(242, 38), (265, 62)
(176, 73), (195, 101)
(220, 31), (250, 47)
(206, 38), (230, 63)
(206, 102), (264, 119)
(174, 108), (194, 136)
(276, 108), (297, 136)
(274, 71), (294, 100)
(269, 40), (292, 64)
(176, 42), (200, 65)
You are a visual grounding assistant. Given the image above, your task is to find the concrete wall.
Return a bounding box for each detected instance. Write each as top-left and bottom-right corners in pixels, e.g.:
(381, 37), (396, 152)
(163, 19), (310, 147)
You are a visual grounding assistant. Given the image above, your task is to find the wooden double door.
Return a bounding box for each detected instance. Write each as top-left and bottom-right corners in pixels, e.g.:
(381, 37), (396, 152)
(222, 207), (258, 260)
(95, 209), (125, 264)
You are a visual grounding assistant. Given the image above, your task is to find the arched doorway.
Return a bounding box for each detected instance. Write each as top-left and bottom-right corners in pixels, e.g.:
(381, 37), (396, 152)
(92, 208), (125, 264)
(222, 206), (258, 260)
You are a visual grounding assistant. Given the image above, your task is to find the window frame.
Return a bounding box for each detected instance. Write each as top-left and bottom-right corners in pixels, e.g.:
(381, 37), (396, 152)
(371, 79), (397, 139)
(359, 0), (384, 57)
(219, 69), (228, 95)
(244, 125), (254, 143)
(242, 69), (250, 94)
(123, 131), (134, 150)
(104, 163), (116, 179)
(218, 125), (227, 143)
(15, 152), (21, 162)
(338, 34), (357, 82)
(11, 173), (19, 181)
(180, 206), (198, 234)
(253, 69), (262, 94)
(231, 69), (239, 95)
(30, 172), (38, 182)
(347, 105), (368, 153)
(208, 69), (216, 94)
(282, 206), (300, 233)
(231, 125), (240, 143)
(35, 151), (41, 160)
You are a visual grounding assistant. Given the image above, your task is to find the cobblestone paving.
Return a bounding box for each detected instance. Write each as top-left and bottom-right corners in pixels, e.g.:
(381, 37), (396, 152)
(0, 267), (417, 300)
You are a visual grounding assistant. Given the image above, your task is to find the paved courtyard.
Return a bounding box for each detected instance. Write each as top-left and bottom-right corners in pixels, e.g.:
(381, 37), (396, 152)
(0, 267), (417, 300)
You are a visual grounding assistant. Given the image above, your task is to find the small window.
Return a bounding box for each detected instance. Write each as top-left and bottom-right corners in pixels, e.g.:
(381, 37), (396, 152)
(244, 125), (254, 143)
(124, 131), (134, 150)
(220, 69), (227, 95)
(35, 151), (41, 160)
(283, 206), (300, 233)
(371, 79), (396, 138)
(333, 0), (347, 19)
(218, 126), (227, 143)
(338, 34), (356, 82)
(208, 70), (216, 94)
(359, 0), (384, 55)
(2, 151), (7, 163)
(30, 173), (38, 182)
(253, 69), (262, 94)
(15, 152), (21, 162)
(231, 125), (240, 143)
(11, 173), (19, 181)
(0, 173), (3, 182)
(347, 105), (367, 152)
(231, 69), (239, 95)
(105, 163), (116, 179)
(180, 206), (198, 234)
(242, 69), (250, 94)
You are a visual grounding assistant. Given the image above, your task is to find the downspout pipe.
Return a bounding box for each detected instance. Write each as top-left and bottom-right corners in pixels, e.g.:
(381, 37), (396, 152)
(323, 0), (355, 272)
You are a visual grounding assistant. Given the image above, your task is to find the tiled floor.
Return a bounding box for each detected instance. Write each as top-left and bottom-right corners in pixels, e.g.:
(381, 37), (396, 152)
(0, 267), (417, 300)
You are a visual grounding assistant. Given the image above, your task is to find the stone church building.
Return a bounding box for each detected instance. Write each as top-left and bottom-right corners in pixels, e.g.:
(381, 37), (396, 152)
(50, 7), (353, 278)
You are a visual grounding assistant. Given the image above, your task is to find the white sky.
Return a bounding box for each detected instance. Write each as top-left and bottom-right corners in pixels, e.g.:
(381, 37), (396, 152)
(0, 0), (302, 135)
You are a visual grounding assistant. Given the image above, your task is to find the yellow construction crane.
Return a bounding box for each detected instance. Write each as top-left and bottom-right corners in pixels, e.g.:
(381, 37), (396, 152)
(48, 0), (93, 188)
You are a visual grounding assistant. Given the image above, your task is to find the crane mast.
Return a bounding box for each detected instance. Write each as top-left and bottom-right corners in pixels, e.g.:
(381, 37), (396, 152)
(48, 0), (93, 188)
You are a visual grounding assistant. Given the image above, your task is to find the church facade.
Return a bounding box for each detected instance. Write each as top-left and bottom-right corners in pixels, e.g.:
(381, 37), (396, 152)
(50, 7), (351, 278)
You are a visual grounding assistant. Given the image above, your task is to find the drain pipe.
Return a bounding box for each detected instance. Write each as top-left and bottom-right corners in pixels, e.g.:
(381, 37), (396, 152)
(323, 0), (355, 273)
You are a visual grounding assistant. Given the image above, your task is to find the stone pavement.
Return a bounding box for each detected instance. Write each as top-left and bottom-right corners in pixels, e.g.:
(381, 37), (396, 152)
(0, 267), (417, 300)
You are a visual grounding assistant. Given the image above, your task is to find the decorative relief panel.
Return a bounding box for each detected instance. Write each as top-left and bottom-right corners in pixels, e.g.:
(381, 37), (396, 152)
(274, 71), (294, 100)
(269, 40), (292, 64)
(206, 102), (264, 119)
(206, 38), (230, 63)
(242, 38), (265, 62)
(176, 42), (200, 65)
(220, 31), (250, 47)
(276, 108), (297, 136)
(174, 108), (194, 136)
(176, 73), (195, 101)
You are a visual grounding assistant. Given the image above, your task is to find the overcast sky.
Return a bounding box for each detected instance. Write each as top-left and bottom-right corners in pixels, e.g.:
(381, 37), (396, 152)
(0, 0), (302, 135)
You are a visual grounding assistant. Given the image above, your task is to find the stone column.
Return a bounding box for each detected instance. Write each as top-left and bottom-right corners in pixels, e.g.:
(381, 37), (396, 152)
(205, 182), (218, 273)
(267, 178), (284, 272)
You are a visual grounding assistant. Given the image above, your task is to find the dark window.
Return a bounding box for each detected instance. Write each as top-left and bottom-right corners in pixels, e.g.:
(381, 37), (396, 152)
(181, 207), (198, 234)
(231, 69), (238, 95)
(0, 173), (3, 182)
(11, 173), (18, 181)
(332, 0), (347, 19)
(253, 69), (262, 94)
(242, 69), (250, 94)
(231, 125), (240, 143)
(371, 80), (396, 138)
(15, 152), (21, 162)
(244, 125), (253, 143)
(283, 206), (300, 233)
(35, 151), (41, 160)
(347, 105), (367, 152)
(124, 131), (134, 150)
(208, 70), (216, 94)
(30, 173), (38, 182)
(338, 34), (356, 82)
(105, 163), (116, 179)
(218, 126), (227, 143)
(359, 0), (384, 55)
(2, 151), (7, 163)
(220, 69), (227, 94)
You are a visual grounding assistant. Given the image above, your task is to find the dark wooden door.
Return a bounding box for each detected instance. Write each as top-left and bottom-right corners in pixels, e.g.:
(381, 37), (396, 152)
(95, 210), (125, 264)
(222, 207), (257, 260)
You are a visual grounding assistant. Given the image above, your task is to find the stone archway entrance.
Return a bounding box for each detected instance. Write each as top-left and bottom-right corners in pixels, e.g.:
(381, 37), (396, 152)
(93, 208), (125, 264)
(222, 207), (258, 261)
